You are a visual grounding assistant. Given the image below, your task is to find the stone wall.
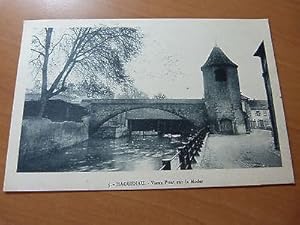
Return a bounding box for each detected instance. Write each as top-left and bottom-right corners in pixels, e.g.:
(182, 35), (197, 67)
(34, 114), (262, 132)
(202, 65), (246, 134)
(23, 100), (88, 122)
(92, 126), (128, 139)
(18, 118), (89, 159)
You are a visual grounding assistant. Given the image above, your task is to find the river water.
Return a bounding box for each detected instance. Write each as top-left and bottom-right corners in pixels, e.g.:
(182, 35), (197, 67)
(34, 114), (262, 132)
(20, 135), (184, 172)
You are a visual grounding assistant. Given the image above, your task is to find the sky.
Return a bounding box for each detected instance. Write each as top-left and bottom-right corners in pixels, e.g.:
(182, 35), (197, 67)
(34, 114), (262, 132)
(25, 19), (274, 100)
(123, 20), (270, 100)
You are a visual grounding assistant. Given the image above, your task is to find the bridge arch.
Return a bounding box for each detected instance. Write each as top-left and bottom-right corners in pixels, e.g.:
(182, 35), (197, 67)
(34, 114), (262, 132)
(89, 106), (194, 136)
(84, 99), (208, 137)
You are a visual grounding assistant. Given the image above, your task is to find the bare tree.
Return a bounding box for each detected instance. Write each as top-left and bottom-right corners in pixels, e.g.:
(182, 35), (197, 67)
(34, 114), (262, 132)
(30, 26), (143, 117)
(153, 93), (167, 99)
(116, 85), (149, 99)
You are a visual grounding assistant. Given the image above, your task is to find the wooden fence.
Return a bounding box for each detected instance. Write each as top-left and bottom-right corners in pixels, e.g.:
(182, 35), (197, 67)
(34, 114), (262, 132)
(160, 127), (208, 170)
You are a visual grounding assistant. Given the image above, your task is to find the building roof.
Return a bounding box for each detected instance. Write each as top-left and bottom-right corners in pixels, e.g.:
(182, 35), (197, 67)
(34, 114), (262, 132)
(201, 46), (238, 69)
(253, 41), (266, 58)
(240, 94), (250, 100)
(25, 92), (81, 104)
(248, 100), (269, 110)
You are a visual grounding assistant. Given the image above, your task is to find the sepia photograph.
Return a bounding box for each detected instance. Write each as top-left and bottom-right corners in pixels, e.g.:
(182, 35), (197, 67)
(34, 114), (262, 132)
(4, 19), (294, 191)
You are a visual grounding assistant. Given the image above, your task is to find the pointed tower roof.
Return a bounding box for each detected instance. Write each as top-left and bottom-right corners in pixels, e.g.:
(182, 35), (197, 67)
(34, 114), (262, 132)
(201, 46), (238, 69)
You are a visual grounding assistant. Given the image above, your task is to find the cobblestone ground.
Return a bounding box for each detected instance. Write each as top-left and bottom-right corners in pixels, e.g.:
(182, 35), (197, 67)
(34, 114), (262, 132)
(196, 129), (282, 169)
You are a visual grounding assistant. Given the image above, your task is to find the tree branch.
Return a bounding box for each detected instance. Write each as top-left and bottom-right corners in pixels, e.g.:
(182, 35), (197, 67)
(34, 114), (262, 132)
(75, 33), (127, 60)
(48, 60), (76, 99)
(47, 31), (83, 94)
(29, 53), (42, 63)
(49, 33), (68, 55)
(32, 35), (45, 49)
(31, 48), (45, 56)
(61, 60), (77, 89)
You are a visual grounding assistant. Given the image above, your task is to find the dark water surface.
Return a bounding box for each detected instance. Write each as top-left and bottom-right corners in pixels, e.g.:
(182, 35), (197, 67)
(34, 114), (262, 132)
(19, 135), (182, 172)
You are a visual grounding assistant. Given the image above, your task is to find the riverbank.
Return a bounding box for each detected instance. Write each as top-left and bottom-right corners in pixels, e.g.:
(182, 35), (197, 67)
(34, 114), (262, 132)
(18, 118), (89, 171)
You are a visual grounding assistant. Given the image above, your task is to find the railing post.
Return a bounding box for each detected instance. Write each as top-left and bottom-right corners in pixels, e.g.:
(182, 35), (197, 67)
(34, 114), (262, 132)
(162, 159), (171, 170)
(190, 148), (197, 164)
(178, 146), (186, 170)
(193, 142), (200, 156)
(185, 148), (192, 169)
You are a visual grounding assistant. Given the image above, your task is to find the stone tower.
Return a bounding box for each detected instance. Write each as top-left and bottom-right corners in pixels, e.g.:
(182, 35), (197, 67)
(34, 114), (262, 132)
(201, 46), (246, 134)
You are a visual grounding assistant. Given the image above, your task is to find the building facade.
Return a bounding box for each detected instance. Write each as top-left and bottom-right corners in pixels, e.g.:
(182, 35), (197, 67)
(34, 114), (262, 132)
(241, 95), (271, 130)
(248, 100), (271, 130)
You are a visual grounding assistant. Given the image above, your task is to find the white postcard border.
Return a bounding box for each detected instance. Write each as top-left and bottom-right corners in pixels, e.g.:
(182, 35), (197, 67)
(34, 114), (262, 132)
(3, 19), (294, 192)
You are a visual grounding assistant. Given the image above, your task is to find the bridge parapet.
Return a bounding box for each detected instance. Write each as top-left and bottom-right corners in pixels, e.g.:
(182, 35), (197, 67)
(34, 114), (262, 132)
(81, 98), (205, 106)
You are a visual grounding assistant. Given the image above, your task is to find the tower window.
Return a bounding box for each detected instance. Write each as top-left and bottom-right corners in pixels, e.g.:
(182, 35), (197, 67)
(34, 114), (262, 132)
(215, 69), (227, 82)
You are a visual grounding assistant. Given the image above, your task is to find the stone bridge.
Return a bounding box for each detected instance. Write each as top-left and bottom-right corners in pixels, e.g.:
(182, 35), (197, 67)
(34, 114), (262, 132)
(81, 99), (208, 136)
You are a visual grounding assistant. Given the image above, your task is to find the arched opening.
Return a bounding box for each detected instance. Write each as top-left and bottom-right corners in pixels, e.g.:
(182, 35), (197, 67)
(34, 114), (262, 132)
(219, 118), (233, 135)
(83, 107), (198, 171)
(91, 107), (196, 138)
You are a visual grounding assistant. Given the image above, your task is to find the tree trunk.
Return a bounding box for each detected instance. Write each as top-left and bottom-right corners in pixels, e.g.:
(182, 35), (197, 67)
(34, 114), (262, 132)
(38, 28), (53, 118)
(39, 95), (48, 118)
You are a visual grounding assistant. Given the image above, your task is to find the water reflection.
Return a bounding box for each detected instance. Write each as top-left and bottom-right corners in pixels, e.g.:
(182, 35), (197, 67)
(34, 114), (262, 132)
(20, 135), (183, 172)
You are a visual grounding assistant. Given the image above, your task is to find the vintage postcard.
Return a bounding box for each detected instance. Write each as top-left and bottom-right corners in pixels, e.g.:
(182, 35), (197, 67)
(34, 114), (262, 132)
(4, 19), (294, 191)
